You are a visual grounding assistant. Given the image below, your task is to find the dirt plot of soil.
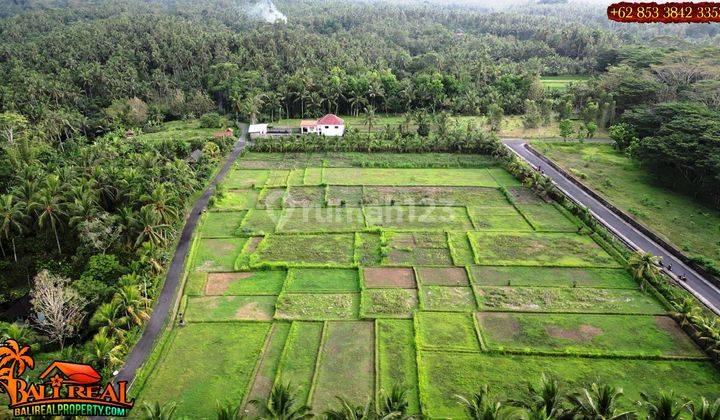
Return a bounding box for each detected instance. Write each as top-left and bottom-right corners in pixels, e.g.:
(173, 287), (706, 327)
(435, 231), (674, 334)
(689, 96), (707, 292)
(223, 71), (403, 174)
(546, 324), (603, 341)
(245, 236), (264, 253)
(205, 272), (254, 295)
(417, 267), (469, 286)
(476, 312), (521, 340)
(389, 232), (447, 249)
(283, 186), (325, 207)
(506, 186), (546, 204)
(236, 301), (274, 320)
(363, 267), (416, 288)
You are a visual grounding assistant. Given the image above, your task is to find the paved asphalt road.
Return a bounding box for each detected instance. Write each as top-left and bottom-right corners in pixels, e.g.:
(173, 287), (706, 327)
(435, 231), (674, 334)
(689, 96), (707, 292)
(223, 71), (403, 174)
(112, 126), (248, 388)
(504, 139), (720, 314)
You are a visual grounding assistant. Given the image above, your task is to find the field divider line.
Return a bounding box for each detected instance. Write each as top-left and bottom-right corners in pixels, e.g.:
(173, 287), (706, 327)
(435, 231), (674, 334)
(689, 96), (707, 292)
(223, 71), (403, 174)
(241, 324), (278, 410)
(307, 321), (329, 406)
(476, 309), (668, 316)
(420, 347), (709, 362)
(412, 313), (429, 419)
(472, 313), (488, 352)
(272, 321), (296, 391)
(373, 319), (381, 413)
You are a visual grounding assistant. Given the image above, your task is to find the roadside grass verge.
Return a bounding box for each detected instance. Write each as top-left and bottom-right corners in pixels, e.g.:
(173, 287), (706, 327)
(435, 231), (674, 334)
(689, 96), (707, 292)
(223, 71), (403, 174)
(538, 142), (720, 269)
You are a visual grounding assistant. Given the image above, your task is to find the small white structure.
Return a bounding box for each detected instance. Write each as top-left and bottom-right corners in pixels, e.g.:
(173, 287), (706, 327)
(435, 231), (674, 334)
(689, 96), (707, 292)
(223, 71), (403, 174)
(300, 120), (318, 134)
(300, 114), (345, 136)
(249, 123), (268, 135)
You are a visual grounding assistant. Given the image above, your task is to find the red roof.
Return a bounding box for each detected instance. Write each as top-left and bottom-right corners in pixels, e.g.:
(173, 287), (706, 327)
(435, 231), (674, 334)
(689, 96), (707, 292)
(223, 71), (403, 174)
(316, 114), (344, 125)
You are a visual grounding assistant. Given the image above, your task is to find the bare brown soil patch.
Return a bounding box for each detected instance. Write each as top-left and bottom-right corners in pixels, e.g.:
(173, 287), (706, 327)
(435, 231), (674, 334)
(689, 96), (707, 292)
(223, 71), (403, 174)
(547, 324), (602, 341)
(417, 267), (469, 286)
(245, 236), (264, 253)
(205, 272), (253, 295)
(653, 316), (688, 343)
(235, 301), (273, 320)
(363, 267), (416, 288)
(476, 312), (521, 339)
(507, 187), (544, 204)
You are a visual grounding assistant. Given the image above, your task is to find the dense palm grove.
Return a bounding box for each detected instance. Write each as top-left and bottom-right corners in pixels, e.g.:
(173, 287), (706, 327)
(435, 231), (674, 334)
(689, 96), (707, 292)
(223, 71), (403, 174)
(0, 0), (719, 382)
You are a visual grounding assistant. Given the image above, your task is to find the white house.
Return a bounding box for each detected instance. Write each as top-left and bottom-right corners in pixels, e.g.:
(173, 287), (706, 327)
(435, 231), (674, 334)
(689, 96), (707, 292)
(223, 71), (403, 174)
(248, 123), (268, 135)
(300, 119), (318, 134)
(300, 114), (345, 136)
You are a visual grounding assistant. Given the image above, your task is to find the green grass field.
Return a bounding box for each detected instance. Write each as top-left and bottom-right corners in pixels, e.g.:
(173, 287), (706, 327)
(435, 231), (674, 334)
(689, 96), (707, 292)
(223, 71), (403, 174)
(136, 152), (718, 418)
(537, 142), (720, 269)
(540, 75), (590, 90)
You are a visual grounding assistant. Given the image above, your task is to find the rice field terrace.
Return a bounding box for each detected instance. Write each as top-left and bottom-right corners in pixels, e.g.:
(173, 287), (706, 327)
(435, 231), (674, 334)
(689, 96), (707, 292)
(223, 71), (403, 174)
(133, 152), (720, 419)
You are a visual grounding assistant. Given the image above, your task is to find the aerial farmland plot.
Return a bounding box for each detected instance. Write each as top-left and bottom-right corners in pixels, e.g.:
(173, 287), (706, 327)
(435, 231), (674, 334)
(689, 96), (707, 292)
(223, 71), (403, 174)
(134, 153), (719, 418)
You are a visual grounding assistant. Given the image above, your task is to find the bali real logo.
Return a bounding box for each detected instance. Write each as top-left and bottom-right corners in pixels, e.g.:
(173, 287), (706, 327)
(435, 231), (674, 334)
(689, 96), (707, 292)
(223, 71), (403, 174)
(0, 339), (134, 417)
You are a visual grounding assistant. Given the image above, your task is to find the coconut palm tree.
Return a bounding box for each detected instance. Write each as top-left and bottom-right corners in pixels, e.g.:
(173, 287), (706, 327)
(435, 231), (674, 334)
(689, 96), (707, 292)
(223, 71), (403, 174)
(456, 385), (507, 420)
(114, 285), (151, 327)
(250, 383), (313, 420)
(324, 397), (374, 420)
(134, 205), (170, 249)
(627, 251), (661, 291)
(216, 400), (245, 420)
(567, 383), (634, 420)
(0, 194), (25, 262)
(0, 323), (36, 344)
(30, 190), (67, 254)
(671, 297), (699, 327)
(90, 300), (128, 337)
(378, 384), (411, 417)
(639, 391), (689, 420)
(363, 106), (378, 133)
(687, 397), (720, 420)
(511, 374), (564, 419)
(89, 330), (125, 368)
(141, 401), (177, 420)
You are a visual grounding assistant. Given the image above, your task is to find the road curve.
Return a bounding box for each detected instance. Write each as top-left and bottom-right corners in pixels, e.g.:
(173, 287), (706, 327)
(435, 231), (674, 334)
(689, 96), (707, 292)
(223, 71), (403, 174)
(503, 138), (720, 314)
(114, 126), (248, 387)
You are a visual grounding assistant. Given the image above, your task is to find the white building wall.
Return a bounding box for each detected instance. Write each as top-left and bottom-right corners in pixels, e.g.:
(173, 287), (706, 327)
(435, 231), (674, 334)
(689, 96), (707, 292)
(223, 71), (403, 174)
(318, 125), (345, 136)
